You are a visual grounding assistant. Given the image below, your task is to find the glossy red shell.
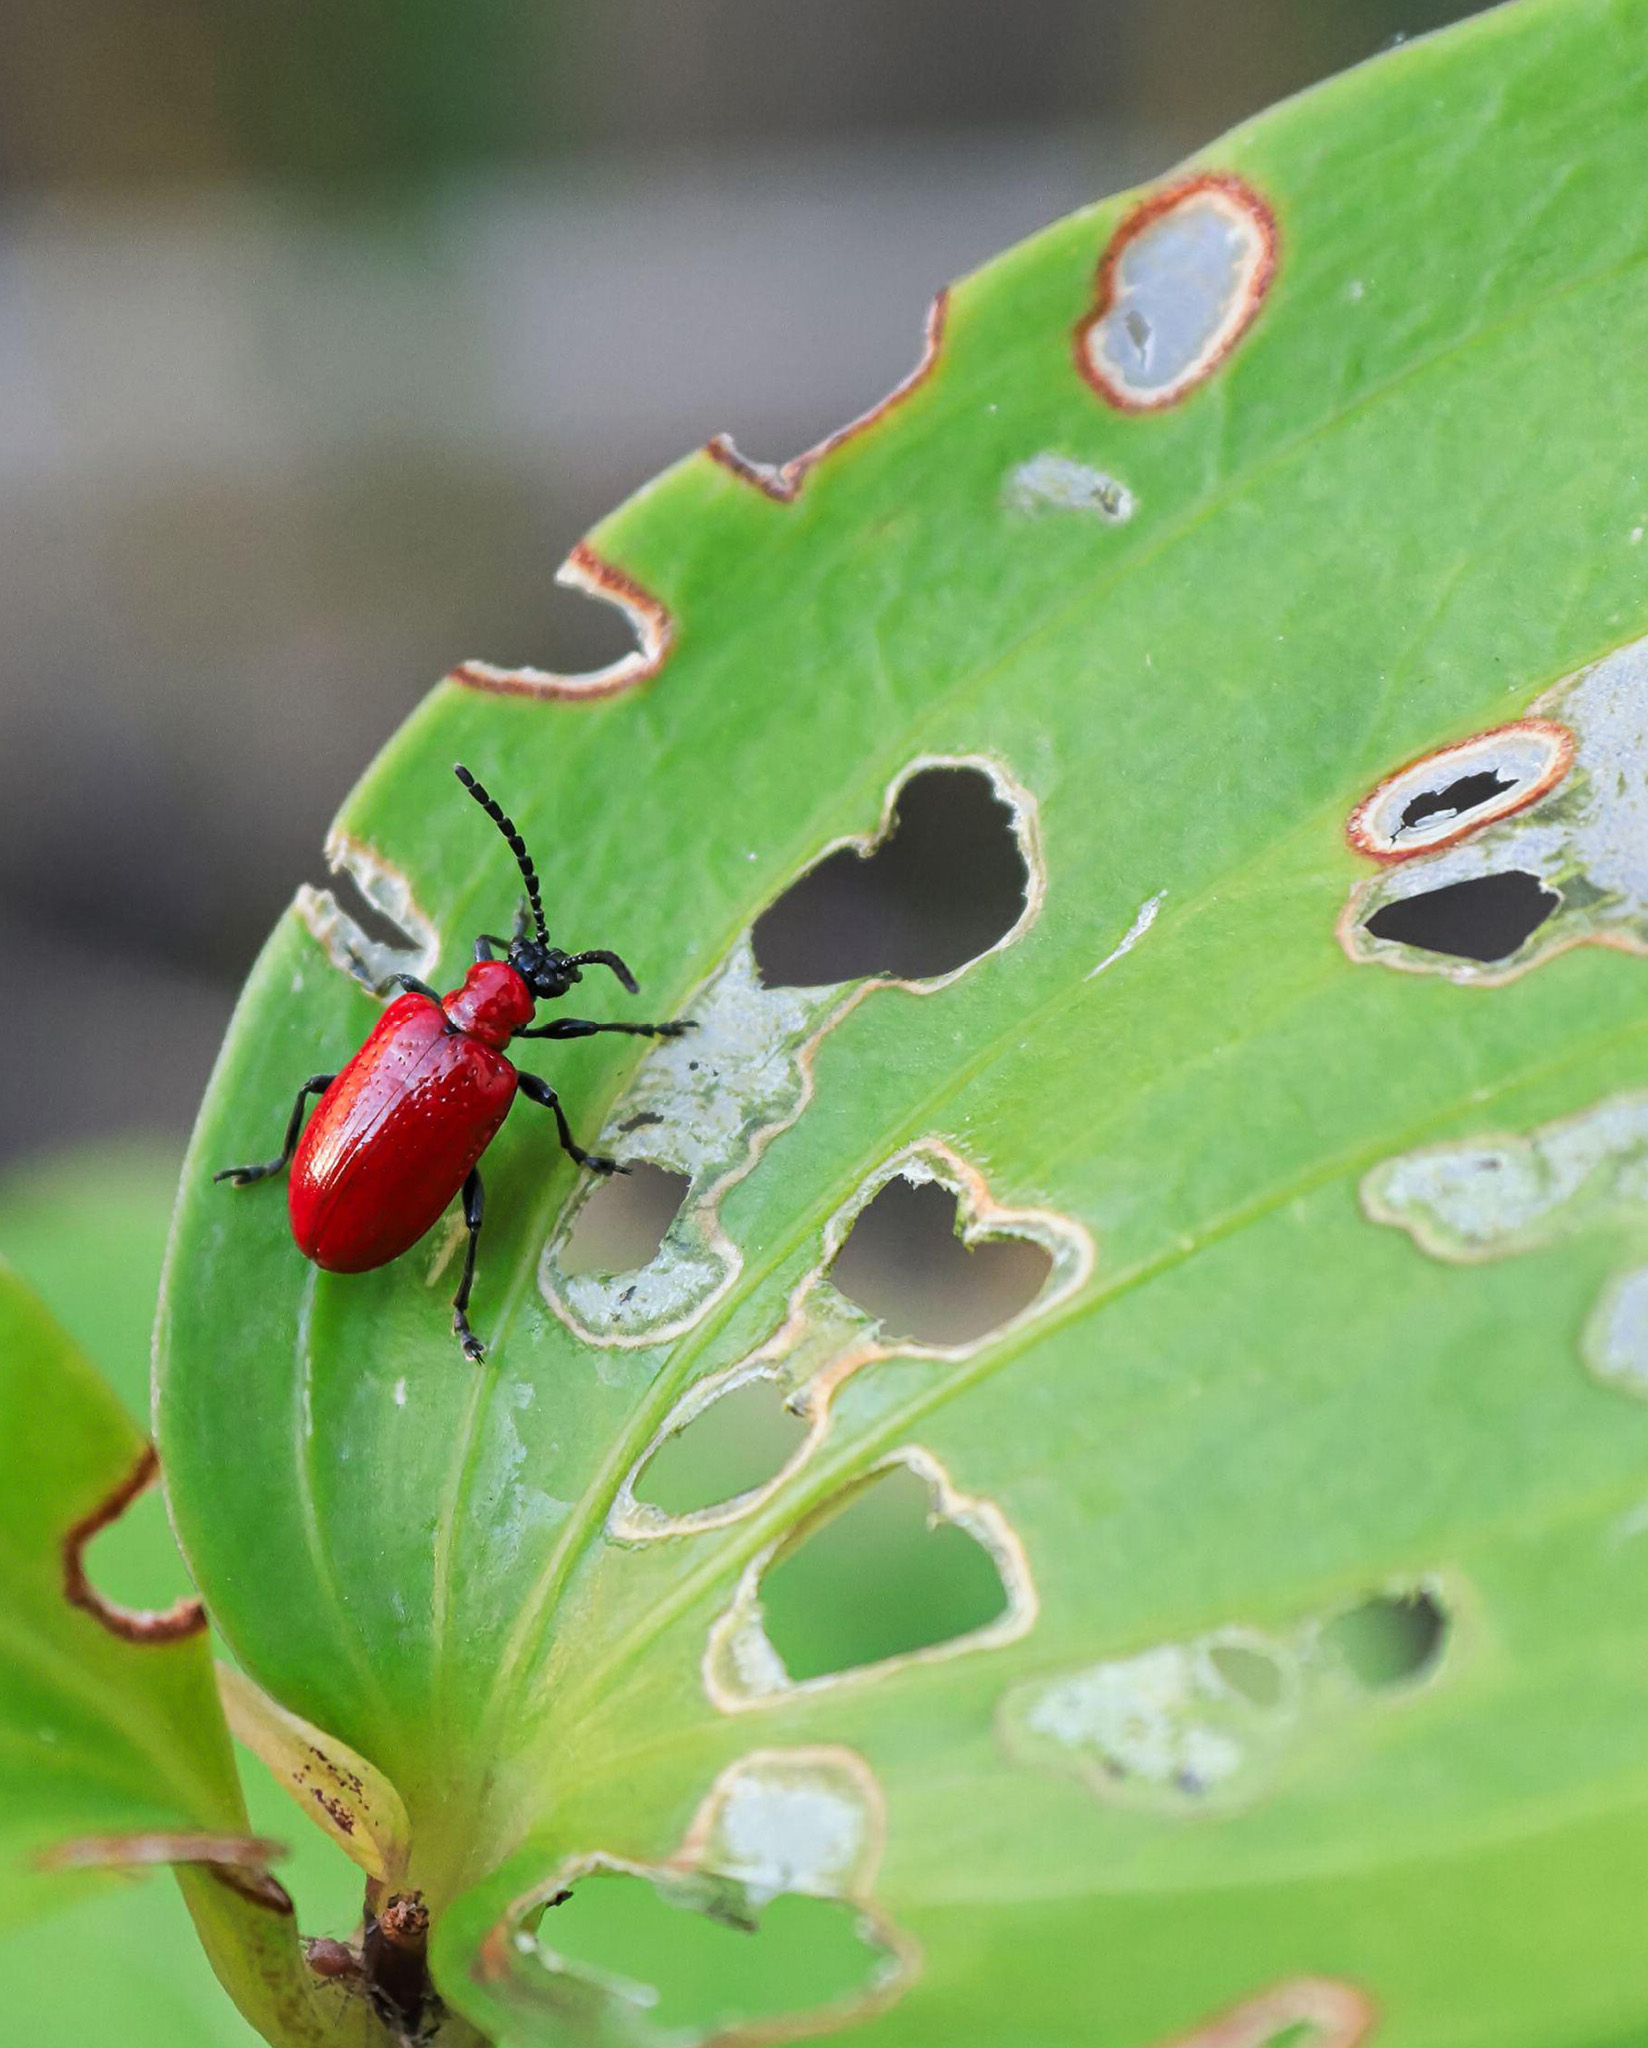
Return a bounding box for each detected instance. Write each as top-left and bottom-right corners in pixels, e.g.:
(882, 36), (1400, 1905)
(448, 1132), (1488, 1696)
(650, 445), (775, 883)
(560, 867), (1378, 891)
(442, 958), (535, 1046)
(289, 990), (518, 1272)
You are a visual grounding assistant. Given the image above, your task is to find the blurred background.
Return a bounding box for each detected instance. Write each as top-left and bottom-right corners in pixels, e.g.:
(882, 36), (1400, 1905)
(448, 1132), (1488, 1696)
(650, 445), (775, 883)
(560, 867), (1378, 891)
(0, 0), (1483, 1167)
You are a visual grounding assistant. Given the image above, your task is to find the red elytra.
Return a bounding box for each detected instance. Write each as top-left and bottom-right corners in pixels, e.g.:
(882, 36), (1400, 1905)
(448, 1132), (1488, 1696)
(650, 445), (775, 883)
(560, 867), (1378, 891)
(217, 765), (691, 1362)
(290, 967), (530, 1273)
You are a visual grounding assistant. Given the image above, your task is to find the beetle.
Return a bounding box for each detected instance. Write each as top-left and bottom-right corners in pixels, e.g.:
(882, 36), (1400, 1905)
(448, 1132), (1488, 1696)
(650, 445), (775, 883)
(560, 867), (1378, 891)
(215, 762), (692, 1362)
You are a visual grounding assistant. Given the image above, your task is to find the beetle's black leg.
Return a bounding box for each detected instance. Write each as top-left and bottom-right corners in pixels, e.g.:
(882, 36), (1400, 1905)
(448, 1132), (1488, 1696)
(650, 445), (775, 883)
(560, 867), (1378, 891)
(475, 934), (510, 963)
(516, 1071), (626, 1175)
(515, 1017), (696, 1041)
(386, 972), (442, 1002)
(213, 1074), (336, 1186)
(451, 1166), (488, 1364)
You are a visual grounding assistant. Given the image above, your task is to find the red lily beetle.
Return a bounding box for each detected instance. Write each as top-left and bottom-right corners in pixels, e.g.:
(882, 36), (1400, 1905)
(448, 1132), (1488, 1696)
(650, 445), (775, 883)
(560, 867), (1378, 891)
(216, 764), (691, 1362)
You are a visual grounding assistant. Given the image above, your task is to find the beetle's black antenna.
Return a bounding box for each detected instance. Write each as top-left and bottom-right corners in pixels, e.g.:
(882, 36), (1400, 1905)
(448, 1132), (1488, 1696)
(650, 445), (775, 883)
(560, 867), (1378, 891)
(563, 949), (640, 993)
(453, 764), (549, 943)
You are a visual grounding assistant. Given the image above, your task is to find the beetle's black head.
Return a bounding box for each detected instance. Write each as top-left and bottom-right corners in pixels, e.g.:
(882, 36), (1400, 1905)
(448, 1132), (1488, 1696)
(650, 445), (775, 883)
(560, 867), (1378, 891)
(455, 765), (644, 1007)
(509, 935), (580, 1002)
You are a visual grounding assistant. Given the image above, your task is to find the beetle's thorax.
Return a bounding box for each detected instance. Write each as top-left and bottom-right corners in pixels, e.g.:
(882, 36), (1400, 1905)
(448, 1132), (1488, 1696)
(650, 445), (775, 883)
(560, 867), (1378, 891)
(443, 960), (535, 1048)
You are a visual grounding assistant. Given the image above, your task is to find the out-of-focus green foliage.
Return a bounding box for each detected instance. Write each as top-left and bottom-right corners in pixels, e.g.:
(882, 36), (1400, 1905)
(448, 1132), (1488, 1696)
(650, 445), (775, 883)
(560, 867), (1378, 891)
(0, 1149), (373, 2046)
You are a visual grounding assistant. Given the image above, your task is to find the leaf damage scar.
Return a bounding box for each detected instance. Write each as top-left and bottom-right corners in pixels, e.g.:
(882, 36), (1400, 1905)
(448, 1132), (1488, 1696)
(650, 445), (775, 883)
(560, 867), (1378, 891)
(475, 1748), (918, 2045)
(545, 755), (1046, 1350)
(451, 543), (674, 702)
(703, 1446), (1036, 1711)
(1341, 633), (1648, 984)
(706, 290), (950, 503)
(1153, 1980), (1375, 2048)
(1364, 1090), (1648, 1404)
(295, 828), (440, 995)
(999, 1583), (1449, 1812)
(217, 1663), (411, 1885)
(62, 1443), (206, 1644)
(1075, 172), (1278, 412)
(611, 1140), (1092, 1540)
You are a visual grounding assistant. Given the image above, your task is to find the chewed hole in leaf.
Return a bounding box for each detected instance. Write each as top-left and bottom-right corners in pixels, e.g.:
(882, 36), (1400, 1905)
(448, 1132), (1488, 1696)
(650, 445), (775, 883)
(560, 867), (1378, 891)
(531, 1872), (890, 2041)
(76, 1471), (197, 1620)
(557, 1164), (691, 1280)
(1363, 871), (1559, 962)
(751, 766), (1030, 988)
(295, 832), (439, 992)
(1399, 770), (1516, 834)
(760, 1465), (1010, 1682)
(1346, 718), (1573, 861)
(634, 1377), (809, 1518)
(1325, 1591), (1447, 1688)
(62, 1445), (204, 1644)
(829, 1174), (1053, 1347)
(327, 868), (424, 965)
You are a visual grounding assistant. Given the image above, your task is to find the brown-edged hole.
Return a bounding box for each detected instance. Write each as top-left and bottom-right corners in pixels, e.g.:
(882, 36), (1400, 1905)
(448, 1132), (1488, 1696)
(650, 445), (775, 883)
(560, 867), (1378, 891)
(751, 766), (1029, 987)
(76, 1474), (199, 1621)
(634, 1377), (809, 1517)
(759, 1465), (1008, 1681)
(1364, 871), (1557, 963)
(1324, 1591), (1447, 1689)
(559, 1164), (690, 1277)
(828, 1175), (1051, 1347)
(537, 1871), (887, 2035)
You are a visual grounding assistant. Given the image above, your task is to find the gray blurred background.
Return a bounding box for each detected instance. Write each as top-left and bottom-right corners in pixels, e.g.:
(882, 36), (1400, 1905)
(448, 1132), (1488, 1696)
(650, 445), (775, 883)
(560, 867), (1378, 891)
(0, 0), (1480, 1166)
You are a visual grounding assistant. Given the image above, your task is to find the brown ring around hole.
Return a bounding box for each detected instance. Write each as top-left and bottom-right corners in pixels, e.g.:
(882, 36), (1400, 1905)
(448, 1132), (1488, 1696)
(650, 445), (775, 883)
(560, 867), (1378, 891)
(1346, 718), (1575, 863)
(62, 1443), (206, 1645)
(1074, 172), (1278, 413)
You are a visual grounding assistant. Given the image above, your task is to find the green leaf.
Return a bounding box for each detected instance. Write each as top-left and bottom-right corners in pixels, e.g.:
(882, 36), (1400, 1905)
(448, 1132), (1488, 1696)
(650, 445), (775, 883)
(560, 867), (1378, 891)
(0, 1260), (241, 1923)
(157, 1), (1648, 2042)
(0, 1194), (392, 2047)
(0, 1140), (183, 1415)
(0, 1880), (263, 2048)
(0, 1142), (375, 1951)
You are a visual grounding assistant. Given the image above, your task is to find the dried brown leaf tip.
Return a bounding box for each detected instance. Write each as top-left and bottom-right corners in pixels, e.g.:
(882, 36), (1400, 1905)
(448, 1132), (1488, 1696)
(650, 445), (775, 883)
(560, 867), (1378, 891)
(40, 1830), (292, 1913)
(453, 542), (674, 702)
(707, 289), (950, 502)
(62, 1443), (205, 1644)
(1076, 173), (1277, 412)
(217, 1663), (412, 1884)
